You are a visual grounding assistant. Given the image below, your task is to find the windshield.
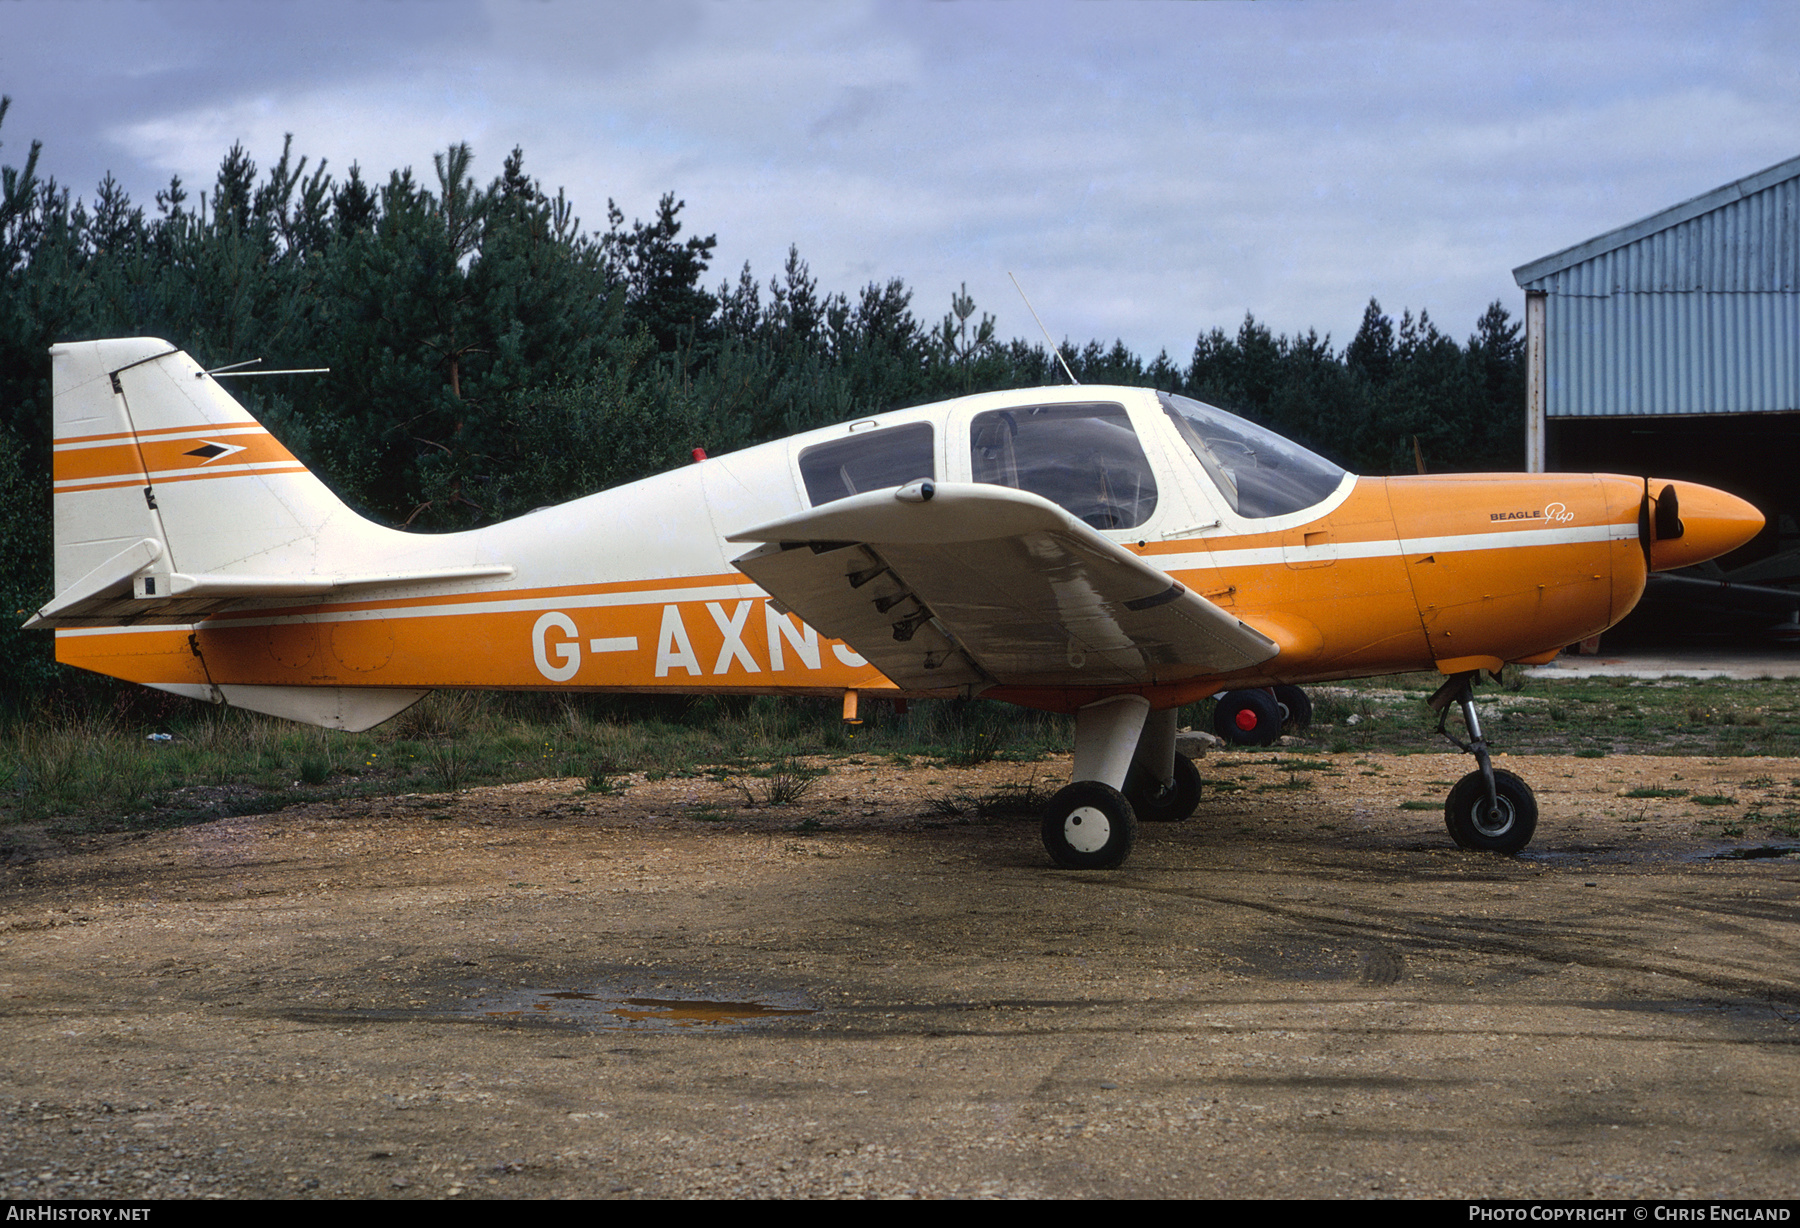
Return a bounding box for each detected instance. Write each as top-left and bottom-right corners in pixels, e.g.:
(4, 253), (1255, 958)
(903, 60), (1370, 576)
(1158, 392), (1346, 519)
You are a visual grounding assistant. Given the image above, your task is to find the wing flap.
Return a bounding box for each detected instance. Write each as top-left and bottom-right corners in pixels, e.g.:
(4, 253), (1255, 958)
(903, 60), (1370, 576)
(731, 483), (1277, 688)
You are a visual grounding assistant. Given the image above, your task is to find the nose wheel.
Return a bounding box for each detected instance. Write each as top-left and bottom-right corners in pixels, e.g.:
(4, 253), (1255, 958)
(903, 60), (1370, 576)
(1429, 671), (1539, 854)
(1445, 768), (1537, 853)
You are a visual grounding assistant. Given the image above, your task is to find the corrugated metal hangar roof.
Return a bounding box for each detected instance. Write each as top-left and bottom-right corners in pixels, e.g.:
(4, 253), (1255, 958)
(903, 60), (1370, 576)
(1513, 154), (1800, 420)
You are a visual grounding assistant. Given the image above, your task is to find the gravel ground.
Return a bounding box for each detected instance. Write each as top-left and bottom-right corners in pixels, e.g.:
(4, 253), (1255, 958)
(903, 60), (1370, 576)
(1, 749), (1797, 1199)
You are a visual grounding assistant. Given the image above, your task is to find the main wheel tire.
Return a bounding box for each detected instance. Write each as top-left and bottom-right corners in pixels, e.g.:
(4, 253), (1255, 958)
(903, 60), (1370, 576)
(1041, 782), (1138, 869)
(1126, 752), (1202, 822)
(1273, 684), (1312, 732)
(1213, 689), (1282, 747)
(1444, 769), (1538, 854)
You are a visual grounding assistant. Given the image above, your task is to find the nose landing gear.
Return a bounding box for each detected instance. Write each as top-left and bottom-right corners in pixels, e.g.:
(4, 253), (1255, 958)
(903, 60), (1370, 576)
(1428, 670), (1538, 854)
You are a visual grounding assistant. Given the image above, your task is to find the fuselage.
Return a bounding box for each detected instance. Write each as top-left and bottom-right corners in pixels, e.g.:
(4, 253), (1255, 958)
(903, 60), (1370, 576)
(53, 382), (1758, 710)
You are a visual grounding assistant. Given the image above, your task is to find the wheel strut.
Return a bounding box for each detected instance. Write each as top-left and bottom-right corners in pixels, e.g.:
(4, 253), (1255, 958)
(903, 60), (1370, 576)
(1428, 670), (1500, 820)
(1426, 670), (1538, 854)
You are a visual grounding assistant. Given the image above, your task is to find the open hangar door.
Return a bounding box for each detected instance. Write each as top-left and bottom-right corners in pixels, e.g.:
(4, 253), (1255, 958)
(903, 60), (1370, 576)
(1549, 412), (1800, 645)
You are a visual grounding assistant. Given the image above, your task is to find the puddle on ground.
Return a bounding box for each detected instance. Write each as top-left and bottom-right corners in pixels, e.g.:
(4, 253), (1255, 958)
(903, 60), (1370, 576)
(1703, 845), (1800, 861)
(469, 987), (815, 1030)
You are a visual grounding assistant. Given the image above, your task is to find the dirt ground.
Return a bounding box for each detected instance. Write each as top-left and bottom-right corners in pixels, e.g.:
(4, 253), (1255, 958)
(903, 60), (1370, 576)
(2, 749), (1797, 1200)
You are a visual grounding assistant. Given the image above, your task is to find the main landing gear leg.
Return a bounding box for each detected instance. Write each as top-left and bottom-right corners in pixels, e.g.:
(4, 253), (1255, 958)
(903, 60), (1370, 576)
(1042, 695), (1149, 870)
(1125, 707), (1202, 824)
(1428, 670), (1538, 854)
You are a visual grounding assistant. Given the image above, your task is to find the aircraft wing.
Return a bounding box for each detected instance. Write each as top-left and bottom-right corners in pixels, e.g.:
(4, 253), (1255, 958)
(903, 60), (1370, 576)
(728, 482), (1278, 690)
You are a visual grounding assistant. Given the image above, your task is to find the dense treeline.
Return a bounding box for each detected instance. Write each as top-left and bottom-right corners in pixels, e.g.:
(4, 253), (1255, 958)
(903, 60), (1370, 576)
(0, 103), (1524, 696)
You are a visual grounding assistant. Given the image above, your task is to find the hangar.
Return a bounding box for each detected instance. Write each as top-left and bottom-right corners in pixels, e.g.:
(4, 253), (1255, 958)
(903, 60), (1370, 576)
(1514, 155), (1800, 638)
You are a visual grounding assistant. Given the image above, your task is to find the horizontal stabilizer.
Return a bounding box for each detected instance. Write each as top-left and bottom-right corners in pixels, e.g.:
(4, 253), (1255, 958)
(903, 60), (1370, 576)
(24, 537), (165, 628)
(27, 563), (517, 629)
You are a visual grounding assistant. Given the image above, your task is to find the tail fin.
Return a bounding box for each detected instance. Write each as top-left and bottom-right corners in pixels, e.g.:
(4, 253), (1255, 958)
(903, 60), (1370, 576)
(30, 338), (509, 628)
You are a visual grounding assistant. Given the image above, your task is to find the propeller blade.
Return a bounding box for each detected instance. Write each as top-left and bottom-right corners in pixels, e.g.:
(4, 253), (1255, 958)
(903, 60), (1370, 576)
(1654, 483), (1685, 542)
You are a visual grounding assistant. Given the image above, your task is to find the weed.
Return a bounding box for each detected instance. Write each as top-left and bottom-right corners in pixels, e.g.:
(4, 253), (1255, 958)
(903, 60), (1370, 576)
(1622, 786), (1688, 799)
(1691, 794), (1737, 806)
(1575, 748), (1606, 759)
(975, 778), (1053, 818)
(946, 732), (1001, 768)
(748, 760), (822, 806)
(584, 756), (625, 794)
(425, 744), (469, 793)
(1397, 800), (1439, 810)
(391, 691), (482, 740)
(299, 754), (332, 786)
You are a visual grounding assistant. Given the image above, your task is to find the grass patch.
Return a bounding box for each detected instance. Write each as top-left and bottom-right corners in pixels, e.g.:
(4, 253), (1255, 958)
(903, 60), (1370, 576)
(0, 690), (1070, 833)
(1397, 800), (1440, 810)
(1622, 786), (1689, 799)
(13, 671), (1800, 834)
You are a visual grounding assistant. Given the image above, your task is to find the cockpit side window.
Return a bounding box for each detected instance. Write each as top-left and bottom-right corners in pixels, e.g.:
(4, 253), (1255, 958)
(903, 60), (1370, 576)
(1158, 392), (1346, 519)
(969, 402), (1158, 530)
(798, 422), (935, 507)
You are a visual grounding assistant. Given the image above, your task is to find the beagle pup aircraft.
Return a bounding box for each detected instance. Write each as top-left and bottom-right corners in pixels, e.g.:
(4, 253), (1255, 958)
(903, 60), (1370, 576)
(31, 338), (1762, 869)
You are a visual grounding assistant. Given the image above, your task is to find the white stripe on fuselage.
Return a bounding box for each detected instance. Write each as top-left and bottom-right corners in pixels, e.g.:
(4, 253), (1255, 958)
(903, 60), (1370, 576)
(1155, 522), (1637, 572)
(55, 521), (1637, 640)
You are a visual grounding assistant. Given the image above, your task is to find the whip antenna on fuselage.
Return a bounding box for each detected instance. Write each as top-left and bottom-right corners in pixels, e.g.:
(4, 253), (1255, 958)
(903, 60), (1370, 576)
(1008, 271), (1079, 386)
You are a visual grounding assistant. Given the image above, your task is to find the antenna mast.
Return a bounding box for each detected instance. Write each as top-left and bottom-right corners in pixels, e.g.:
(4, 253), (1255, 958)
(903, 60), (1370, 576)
(1008, 271), (1079, 386)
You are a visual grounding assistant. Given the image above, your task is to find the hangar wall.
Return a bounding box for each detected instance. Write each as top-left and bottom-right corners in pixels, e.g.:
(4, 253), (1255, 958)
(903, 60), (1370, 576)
(1513, 154), (1800, 579)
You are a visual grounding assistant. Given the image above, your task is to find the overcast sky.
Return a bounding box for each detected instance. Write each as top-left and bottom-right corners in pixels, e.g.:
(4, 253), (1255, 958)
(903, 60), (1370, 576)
(3, 0), (1796, 359)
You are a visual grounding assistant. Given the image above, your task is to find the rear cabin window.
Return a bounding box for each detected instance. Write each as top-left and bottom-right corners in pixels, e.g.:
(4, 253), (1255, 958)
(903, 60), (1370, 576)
(798, 422), (935, 506)
(969, 402), (1158, 530)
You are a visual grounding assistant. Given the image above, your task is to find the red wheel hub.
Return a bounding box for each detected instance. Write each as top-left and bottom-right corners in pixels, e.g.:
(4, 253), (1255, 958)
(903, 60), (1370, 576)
(1234, 708), (1260, 732)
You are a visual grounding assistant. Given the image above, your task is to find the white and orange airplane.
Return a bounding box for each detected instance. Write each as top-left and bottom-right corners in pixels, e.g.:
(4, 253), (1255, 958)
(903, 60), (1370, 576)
(29, 338), (1762, 869)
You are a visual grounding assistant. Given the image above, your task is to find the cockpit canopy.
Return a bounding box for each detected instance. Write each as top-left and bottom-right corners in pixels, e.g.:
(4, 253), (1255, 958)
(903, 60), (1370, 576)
(791, 387), (1347, 533)
(1158, 392), (1346, 519)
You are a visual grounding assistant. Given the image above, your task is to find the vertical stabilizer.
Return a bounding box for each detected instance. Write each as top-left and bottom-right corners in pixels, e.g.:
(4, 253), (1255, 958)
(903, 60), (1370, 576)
(33, 339), (505, 629)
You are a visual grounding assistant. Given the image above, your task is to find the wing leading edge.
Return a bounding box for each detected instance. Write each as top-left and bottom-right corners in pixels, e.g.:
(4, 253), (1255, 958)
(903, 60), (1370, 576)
(728, 482), (1278, 691)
